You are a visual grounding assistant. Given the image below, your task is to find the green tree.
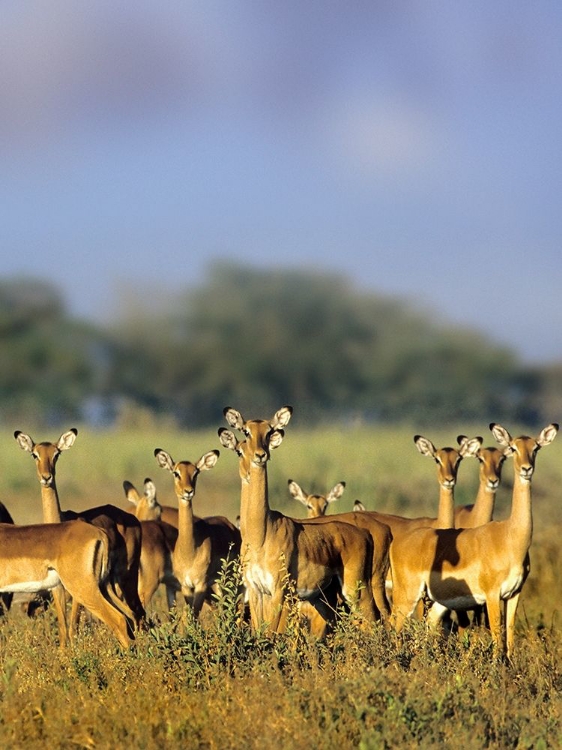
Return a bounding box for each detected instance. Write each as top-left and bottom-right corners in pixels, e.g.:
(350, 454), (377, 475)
(0, 278), (111, 426)
(110, 262), (523, 426)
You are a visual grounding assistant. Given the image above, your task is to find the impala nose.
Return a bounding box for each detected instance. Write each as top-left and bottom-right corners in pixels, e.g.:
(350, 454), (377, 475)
(520, 464), (533, 480)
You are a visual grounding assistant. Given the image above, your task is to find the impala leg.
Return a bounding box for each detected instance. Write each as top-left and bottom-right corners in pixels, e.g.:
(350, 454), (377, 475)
(52, 584), (69, 648)
(390, 577), (424, 632)
(340, 570), (376, 626)
(165, 586), (177, 612)
(121, 567), (146, 629)
(371, 574), (391, 620)
(505, 593), (521, 661)
(247, 588), (263, 630)
(263, 589), (286, 633)
(426, 601), (450, 629)
(191, 590), (207, 620)
(80, 589), (134, 649)
(68, 598), (82, 640)
(485, 595), (505, 658)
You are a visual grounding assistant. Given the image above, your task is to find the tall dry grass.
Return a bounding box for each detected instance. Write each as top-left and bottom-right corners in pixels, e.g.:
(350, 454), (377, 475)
(0, 421), (561, 747)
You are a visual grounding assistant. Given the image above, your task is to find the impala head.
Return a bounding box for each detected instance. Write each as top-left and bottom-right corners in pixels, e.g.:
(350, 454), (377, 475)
(457, 436), (506, 491)
(219, 406), (293, 480)
(154, 448), (219, 503)
(490, 423), (559, 483)
(414, 434), (481, 489)
(123, 477), (162, 520)
(14, 428), (78, 487)
(287, 479), (346, 518)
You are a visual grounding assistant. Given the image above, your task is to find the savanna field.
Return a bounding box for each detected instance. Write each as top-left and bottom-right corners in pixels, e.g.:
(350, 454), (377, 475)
(0, 422), (561, 749)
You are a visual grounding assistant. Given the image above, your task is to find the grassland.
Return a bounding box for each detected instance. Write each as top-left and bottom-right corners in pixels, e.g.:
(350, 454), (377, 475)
(0, 421), (561, 748)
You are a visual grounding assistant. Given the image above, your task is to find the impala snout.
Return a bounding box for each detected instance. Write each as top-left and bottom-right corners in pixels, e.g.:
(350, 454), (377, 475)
(486, 477), (500, 490)
(519, 463), (534, 481)
(40, 473), (54, 487)
(441, 477), (456, 490)
(180, 489), (195, 501)
(252, 450), (268, 466)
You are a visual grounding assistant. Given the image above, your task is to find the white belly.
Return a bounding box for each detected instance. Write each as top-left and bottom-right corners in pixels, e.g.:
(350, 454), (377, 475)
(0, 569), (61, 594)
(428, 591), (486, 610)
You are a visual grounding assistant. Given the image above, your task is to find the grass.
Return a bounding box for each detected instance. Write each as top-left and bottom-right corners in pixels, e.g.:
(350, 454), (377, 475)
(0, 421), (561, 747)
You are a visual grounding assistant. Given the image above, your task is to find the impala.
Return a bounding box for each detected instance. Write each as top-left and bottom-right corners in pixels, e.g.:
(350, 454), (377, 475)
(14, 429), (145, 638)
(390, 423), (558, 659)
(218, 406), (378, 633)
(288, 479), (346, 518)
(287, 479), (392, 620)
(454, 437), (507, 529)
(123, 479), (180, 613)
(124, 477), (181, 527)
(154, 448), (242, 619)
(0, 519), (133, 648)
(351, 435), (481, 547)
(350, 435), (481, 619)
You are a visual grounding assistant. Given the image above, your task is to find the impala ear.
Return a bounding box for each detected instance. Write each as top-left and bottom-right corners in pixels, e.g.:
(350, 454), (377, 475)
(154, 449), (175, 472)
(57, 429), (78, 451)
(123, 480), (139, 504)
(288, 479), (307, 505)
(414, 435), (437, 458)
(143, 478), (157, 503)
(327, 482), (346, 502)
(271, 406), (293, 429)
(489, 423), (512, 448)
(14, 431), (34, 453)
(197, 450), (220, 471)
(218, 428), (239, 452)
(224, 407), (245, 430)
(269, 429), (285, 450)
(459, 436), (483, 458)
(353, 500), (366, 512)
(538, 423), (559, 446)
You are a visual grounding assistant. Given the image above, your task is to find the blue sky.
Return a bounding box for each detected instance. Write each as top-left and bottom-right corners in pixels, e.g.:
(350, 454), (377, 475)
(1, 2), (561, 363)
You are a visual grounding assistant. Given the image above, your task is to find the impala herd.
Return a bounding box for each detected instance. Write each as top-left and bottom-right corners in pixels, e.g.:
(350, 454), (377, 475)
(0, 407), (557, 662)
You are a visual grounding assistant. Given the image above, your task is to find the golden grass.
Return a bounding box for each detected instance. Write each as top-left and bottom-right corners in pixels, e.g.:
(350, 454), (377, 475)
(0, 422), (561, 747)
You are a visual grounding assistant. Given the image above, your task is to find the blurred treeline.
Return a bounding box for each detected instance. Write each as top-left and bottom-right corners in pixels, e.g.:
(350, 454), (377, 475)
(1, 263), (560, 429)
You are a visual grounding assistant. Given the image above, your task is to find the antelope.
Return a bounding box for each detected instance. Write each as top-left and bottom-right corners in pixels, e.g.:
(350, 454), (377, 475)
(124, 477), (181, 528)
(14, 429), (145, 639)
(390, 423), (558, 660)
(454, 437), (507, 529)
(123, 479), (180, 613)
(351, 435), (481, 618)
(154, 448), (242, 619)
(218, 406), (378, 633)
(287, 479), (392, 621)
(350, 435), (481, 547)
(288, 480), (346, 518)
(0, 519), (133, 648)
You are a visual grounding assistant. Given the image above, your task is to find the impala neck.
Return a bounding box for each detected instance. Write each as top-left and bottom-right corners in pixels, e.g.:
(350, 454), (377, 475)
(508, 474), (533, 554)
(176, 499), (197, 560)
(239, 461), (269, 549)
(41, 482), (63, 524)
(469, 482), (497, 527)
(436, 485), (455, 529)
